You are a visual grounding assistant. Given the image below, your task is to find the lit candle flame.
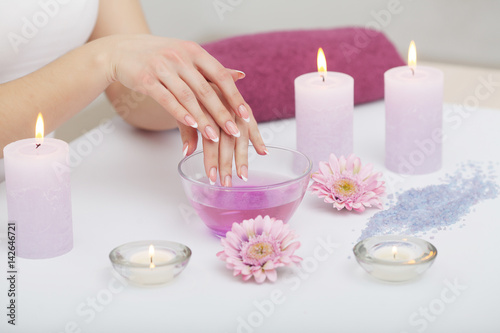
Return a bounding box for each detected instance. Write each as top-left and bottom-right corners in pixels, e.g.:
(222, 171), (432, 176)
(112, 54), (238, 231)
(317, 47), (327, 81)
(392, 246), (398, 260)
(35, 113), (44, 148)
(149, 244), (155, 269)
(408, 40), (417, 75)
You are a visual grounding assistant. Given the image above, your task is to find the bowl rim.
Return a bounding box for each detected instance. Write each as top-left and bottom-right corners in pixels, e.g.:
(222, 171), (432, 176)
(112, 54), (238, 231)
(177, 145), (312, 191)
(109, 240), (192, 269)
(352, 235), (437, 266)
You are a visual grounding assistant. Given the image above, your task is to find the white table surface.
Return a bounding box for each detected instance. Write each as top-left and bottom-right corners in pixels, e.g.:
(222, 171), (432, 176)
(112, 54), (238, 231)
(1, 100), (499, 333)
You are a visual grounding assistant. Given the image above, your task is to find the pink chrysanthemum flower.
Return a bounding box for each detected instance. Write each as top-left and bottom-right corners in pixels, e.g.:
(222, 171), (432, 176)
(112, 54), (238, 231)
(309, 154), (385, 212)
(216, 215), (302, 283)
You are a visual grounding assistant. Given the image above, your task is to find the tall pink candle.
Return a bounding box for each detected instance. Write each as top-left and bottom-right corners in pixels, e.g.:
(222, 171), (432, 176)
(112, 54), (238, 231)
(385, 42), (443, 174)
(3, 119), (72, 259)
(295, 48), (354, 170)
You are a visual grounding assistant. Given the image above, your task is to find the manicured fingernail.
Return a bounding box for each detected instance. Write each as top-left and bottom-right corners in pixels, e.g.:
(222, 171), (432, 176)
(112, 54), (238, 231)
(184, 115), (198, 128)
(182, 142), (189, 158)
(205, 126), (219, 142)
(209, 167), (217, 185)
(240, 165), (248, 182)
(263, 146), (269, 155)
(224, 175), (232, 187)
(238, 104), (250, 122)
(226, 121), (240, 138)
(235, 70), (246, 80)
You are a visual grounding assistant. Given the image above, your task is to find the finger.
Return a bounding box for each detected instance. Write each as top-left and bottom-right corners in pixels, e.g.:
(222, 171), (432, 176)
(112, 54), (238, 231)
(208, 69), (244, 83)
(177, 68), (241, 139)
(213, 87), (237, 187)
(194, 52), (251, 122)
(201, 114), (220, 185)
(156, 69), (224, 143)
(218, 131), (235, 187)
(202, 137), (219, 185)
(234, 117), (249, 182)
(142, 79), (203, 130)
(244, 104), (268, 156)
(228, 69), (246, 82)
(177, 121), (198, 158)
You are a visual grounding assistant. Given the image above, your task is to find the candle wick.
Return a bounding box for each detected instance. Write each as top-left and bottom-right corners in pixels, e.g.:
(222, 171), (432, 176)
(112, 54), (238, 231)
(321, 74), (325, 82)
(35, 143), (41, 149)
(410, 67), (415, 76)
(393, 252), (396, 259)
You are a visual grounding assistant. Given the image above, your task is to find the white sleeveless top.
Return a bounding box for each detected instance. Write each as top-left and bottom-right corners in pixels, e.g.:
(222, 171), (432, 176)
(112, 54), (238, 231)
(0, 0), (99, 84)
(0, 0), (99, 182)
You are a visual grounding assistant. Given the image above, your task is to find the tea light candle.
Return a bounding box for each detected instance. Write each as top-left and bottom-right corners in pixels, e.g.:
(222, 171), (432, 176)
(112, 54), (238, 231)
(295, 48), (354, 170)
(353, 235), (437, 282)
(129, 244), (175, 267)
(373, 245), (413, 261)
(109, 241), (192, 286)
(3, 113), (73, 259)
(128, 244), (176, 284)
(385, 41), (444, 174)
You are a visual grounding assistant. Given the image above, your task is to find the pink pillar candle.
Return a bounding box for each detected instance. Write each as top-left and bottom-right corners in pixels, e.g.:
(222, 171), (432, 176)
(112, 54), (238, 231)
(295, 72), (354, 170)
(385, 66), (443, 174)
(3, 138), (73, 259)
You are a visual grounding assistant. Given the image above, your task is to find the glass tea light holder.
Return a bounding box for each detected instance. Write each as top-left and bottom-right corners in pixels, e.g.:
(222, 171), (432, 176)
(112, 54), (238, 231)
(109, 240), (191, 286)
(353, 235), (437, 282)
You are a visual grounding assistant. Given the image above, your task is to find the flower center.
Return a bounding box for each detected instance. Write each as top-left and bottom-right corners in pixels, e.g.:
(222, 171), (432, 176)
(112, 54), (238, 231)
(247, 242), (274, 260)
(240, 235), (281, 266)
(332, 178), (359, 198)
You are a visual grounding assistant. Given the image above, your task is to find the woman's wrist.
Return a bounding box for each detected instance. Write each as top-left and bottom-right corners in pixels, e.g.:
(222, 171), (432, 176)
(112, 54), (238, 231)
(85, 35), (122, 86)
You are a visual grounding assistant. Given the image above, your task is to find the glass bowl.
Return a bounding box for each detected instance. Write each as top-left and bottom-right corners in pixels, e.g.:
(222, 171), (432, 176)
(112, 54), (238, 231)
(178, 145), (312, 236)
(109, 240), (191, 286)
(353, 235), (437, 282)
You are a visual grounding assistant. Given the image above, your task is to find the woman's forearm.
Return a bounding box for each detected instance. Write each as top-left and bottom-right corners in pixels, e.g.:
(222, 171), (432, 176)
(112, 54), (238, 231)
(0, 38), (113, 157)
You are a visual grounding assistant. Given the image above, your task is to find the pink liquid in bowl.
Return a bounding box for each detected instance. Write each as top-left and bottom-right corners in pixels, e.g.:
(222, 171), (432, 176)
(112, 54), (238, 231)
(187, 172), (309, 237)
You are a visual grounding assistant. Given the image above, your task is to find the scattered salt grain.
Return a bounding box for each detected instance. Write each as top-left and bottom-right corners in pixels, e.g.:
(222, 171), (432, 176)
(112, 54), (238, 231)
(359, 161), (499, 241)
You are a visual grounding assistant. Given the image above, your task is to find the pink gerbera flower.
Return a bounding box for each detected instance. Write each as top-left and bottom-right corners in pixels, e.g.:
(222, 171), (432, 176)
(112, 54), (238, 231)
(216, 215), (302, 283)
(309, 154), (385, 212)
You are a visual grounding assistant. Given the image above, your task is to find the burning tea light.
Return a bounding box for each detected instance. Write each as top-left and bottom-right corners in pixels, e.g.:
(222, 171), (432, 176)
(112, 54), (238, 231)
(374, 245), (412, 261)
(129, 244), (174, 269)
(109, 241), (192, 286)
(353, 235), (437, 282)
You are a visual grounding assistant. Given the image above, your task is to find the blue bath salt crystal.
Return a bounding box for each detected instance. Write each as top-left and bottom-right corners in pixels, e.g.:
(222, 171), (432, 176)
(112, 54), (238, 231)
(359, 162), (499, 241)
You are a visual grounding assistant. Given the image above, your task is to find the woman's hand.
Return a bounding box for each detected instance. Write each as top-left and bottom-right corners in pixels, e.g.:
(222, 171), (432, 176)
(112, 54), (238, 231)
(103, 34), (252, 143)
(178, 84), (267, 186)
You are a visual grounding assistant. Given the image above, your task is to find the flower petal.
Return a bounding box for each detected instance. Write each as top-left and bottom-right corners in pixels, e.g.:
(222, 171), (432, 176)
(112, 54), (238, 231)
(352, 156), (361, 174)
(345, 154), (356, 172)
(338, 155), (347, 173)
(328, 154), (340, 175)
(231, 222), (248, 242)
(318, 161), (332, 176)
(265, 269), (278, 282)
(253, 269), (267, 283)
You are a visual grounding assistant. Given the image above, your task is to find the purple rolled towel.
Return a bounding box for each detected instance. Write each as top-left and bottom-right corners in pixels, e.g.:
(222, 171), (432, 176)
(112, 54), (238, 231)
(202, 27), (404, 122)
